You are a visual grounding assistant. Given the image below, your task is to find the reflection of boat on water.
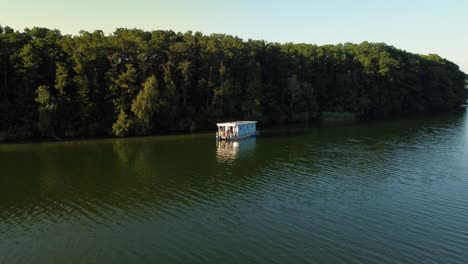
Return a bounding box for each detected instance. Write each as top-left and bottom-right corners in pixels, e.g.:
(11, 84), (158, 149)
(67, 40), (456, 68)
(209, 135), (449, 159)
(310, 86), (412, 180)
(216, 121), (259, 140)
(216, 137), (257, 162)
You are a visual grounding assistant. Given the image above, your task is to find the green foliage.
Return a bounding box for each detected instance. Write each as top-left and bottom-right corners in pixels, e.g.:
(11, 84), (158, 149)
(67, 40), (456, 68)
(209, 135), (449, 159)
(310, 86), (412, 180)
(131, 75), (160, 135)
(35, 85), (56, 136)
(0, 26), (466, 140)
(35, 85), (56, 111)
(112, 109), (134, 137)
(54, 62), (69, 96)
(178, 60), (192, 107)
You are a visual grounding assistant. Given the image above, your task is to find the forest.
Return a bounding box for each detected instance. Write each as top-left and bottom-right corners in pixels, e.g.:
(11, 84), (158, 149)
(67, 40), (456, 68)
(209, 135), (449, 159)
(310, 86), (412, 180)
(0, 26), (466, 140)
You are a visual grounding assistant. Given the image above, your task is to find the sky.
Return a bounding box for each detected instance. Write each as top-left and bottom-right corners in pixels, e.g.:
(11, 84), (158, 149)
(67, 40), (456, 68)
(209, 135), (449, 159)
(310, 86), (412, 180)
(1, 0), (467, 72)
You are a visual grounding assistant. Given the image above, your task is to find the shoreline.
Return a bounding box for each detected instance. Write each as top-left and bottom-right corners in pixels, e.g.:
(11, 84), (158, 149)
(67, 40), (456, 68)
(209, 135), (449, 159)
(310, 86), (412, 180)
(1, 111), (465, 145)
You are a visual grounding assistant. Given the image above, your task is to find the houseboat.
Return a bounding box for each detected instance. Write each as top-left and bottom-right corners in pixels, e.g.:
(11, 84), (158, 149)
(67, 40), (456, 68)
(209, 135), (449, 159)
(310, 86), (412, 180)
(216, 121), (259, 140)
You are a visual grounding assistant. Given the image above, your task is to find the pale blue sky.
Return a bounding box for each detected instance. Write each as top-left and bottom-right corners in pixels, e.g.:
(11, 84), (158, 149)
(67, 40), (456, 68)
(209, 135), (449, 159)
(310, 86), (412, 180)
(1, 0), (467, 72)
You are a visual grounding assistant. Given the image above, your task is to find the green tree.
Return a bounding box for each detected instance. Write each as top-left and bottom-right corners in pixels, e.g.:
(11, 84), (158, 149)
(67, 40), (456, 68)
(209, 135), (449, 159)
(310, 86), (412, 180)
(131, 75), (160, 135)
(178, 60), (192, 108)
(1, 26), (466, 141)
(110, 63), (139, 136)
(112, 109), (134, 137)
(35, 85), (57, 137)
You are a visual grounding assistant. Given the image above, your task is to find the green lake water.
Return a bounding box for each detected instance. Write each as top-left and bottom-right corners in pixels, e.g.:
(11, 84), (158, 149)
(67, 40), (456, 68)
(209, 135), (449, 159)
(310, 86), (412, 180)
(1, 114), (468, 263)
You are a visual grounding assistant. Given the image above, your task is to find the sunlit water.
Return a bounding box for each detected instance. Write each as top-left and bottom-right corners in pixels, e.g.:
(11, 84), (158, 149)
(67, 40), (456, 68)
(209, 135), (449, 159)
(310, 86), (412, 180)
(1, 113), (467, 263)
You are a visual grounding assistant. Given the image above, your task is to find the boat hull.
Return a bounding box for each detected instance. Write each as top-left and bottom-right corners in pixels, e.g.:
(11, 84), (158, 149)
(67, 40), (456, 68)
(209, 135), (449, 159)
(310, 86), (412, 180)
(216, 131), (259, 141)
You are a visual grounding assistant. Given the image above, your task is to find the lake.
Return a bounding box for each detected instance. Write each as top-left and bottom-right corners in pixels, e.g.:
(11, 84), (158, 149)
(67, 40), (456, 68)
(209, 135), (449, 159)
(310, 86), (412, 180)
(1, 114), (467, 263)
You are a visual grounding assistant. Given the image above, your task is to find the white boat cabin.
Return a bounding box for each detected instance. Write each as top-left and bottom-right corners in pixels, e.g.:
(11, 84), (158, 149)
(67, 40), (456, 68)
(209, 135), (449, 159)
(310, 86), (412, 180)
(216, 121), (258, 140)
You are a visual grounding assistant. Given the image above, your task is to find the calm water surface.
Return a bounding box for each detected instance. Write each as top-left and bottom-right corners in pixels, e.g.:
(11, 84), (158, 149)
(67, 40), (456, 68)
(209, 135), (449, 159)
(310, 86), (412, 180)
(1, 114), (468, 263)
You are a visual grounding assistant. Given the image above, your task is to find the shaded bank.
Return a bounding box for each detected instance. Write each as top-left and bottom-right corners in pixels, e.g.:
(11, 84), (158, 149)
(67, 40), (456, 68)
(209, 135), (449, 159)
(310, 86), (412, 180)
(0, 26), (466, 141)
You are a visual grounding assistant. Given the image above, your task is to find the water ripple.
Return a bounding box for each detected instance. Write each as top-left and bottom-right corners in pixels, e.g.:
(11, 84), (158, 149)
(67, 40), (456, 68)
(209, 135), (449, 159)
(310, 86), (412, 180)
(1, 114), (468, 263)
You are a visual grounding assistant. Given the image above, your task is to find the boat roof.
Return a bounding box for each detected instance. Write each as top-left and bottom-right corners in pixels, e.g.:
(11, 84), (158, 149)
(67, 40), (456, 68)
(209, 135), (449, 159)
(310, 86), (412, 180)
(217, 121), (257, 126)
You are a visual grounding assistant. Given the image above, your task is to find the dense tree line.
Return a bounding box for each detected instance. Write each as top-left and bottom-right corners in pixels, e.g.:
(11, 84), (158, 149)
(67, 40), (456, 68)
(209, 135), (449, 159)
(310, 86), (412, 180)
(0, 26), (466, 140)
